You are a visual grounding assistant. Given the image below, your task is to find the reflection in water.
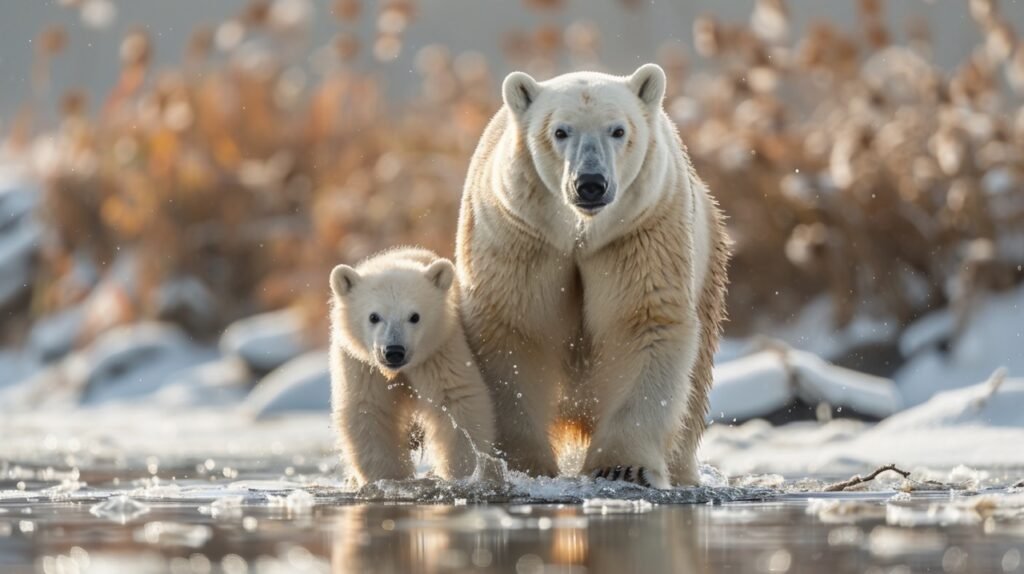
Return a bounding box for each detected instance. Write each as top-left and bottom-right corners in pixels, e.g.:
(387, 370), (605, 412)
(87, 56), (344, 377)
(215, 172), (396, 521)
(331, 504), (703, 573)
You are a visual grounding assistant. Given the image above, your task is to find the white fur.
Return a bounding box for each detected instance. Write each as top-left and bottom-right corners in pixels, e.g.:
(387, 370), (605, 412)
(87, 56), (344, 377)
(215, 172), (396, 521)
(329, 247), (496, 485)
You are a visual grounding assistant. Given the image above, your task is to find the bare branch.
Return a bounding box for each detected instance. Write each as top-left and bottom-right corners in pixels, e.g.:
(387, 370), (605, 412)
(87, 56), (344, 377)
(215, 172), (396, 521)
(824, 463), (911, 492)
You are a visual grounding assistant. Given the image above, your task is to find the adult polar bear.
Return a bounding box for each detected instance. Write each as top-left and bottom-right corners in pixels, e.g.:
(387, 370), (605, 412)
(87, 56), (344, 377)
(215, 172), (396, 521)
(456, 63), (729, 488)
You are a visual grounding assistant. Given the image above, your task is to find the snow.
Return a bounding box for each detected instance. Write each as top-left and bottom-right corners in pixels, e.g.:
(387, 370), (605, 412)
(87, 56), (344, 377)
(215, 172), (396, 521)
(895, 286), (1024, 406)
(241, 349), (331, 419)
(0, 322), (218, 409)
(220, 308), (312, 375)
(749, 296), (899, 361)
(701, 377), (1024, 477)
(708, 348), (901, 422)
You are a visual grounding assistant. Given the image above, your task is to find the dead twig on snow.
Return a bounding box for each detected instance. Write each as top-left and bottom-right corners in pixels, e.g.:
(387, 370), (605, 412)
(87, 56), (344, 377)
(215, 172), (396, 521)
(824, 464), (911, 492)
(969, 367), (1009, 412)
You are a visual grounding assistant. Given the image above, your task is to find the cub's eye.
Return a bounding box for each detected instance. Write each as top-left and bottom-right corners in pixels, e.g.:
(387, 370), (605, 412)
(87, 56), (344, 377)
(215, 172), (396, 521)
(612, 127), (626, 138)
(409, 313), (420, 324)
(554, 128), (569, 140)
(369, 313), (381, 324)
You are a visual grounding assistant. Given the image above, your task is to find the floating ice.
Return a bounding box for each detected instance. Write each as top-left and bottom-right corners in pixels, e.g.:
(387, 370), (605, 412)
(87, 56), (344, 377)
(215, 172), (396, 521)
(807, 499), (886, 524)
(203, 495), (245, 519)
(581, 498), (654, 515)
(90, 495), (151, 524)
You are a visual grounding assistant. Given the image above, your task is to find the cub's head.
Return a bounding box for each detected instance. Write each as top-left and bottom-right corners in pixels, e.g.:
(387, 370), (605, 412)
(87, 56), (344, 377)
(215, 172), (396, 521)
(502, 63), (667, 217)
(329, 258), (455, 375)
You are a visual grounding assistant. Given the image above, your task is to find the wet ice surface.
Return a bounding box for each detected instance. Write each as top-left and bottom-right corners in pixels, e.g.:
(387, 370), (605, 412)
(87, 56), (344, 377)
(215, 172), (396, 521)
(3, 457), (1024, 574)
(3, 409), (1024, 573)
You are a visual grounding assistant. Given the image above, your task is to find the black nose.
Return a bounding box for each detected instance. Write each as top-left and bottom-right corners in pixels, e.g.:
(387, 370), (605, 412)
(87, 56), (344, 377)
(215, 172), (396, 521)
(383, 345), (406, 366)
(575, 173), (608, 204)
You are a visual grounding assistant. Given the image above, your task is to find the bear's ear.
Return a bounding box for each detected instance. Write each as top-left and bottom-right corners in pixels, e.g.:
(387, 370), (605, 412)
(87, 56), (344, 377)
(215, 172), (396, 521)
(629, 63), (666, 111)
(424, 259), (455, 292)
(502, 71), (540, 117)
(330, 264), (360, 297)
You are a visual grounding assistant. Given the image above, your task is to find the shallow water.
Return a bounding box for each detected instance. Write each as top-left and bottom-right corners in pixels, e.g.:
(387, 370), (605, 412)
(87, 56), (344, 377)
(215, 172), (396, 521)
(3, 458), (1024, 574)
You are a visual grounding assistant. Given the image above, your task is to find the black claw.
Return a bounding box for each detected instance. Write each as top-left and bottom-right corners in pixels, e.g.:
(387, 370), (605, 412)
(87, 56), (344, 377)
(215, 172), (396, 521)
(610, 465), (623, 481)
(637, 467), (651, 488)
(623, 466), (634, 482)
(595, 467), (609, 479)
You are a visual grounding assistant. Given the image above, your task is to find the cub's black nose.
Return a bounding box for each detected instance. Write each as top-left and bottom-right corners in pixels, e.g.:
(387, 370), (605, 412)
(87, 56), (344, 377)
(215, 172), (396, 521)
(383, 345), (407, 366)
(574, 173), (608, 204)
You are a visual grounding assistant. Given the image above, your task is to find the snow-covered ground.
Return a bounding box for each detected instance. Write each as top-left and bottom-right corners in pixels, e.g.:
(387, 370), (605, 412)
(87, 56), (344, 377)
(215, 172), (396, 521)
(1, 284), (1021, 484)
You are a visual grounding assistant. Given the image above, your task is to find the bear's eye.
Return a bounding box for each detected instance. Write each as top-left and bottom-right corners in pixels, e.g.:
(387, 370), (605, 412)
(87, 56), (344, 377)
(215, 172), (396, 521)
(554, 128), (568, 140)
(611, 127), (626, 139)
(409, 313), (420, 324)
(369, 313), (381, 324)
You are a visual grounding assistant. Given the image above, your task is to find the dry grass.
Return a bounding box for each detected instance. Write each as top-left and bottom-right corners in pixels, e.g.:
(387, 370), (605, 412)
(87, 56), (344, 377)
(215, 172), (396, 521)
(7, 0), (1024, 347)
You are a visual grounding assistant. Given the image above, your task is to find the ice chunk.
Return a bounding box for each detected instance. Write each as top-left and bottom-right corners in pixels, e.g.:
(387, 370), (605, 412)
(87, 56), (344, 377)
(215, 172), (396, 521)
(90, 495), (151, 523)
(582, 498), (654, 514)
(241, 350), (330, 419)
(221, 308), (311, 374)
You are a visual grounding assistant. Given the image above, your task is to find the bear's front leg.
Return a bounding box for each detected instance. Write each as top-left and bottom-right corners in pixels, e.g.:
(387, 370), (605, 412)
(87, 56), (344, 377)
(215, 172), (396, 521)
(409, 336), (498, 480)
(580, 346), (697, 489)
(578, 253), (701, 489)
(333, 353), (416, 485)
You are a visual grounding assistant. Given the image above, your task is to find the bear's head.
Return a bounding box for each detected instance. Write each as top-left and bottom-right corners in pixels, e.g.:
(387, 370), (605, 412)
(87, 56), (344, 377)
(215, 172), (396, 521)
(329, 258), (456, 375)
(502, 63), (667, 219)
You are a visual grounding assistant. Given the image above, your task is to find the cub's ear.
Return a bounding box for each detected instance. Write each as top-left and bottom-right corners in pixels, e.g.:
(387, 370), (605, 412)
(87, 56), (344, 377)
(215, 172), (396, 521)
(629, 63), (666, 110)
(330, 264), (360, 297)
(502, 71), (540, 117)
(424, 259), (455, 291)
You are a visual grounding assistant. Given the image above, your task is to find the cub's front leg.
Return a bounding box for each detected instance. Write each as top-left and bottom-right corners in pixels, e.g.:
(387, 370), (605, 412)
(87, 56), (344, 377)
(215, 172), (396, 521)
(332, 350), (415, 485)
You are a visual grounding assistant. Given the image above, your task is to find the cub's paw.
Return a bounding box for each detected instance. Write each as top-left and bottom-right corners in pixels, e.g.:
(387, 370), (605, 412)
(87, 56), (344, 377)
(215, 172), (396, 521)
(590, 465), (669, 489)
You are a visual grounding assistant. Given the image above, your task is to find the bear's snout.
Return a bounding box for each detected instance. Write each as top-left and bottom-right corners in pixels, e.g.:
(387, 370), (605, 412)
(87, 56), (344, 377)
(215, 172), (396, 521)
(573, 173), (609, 211)
(382, 345), (408, 368)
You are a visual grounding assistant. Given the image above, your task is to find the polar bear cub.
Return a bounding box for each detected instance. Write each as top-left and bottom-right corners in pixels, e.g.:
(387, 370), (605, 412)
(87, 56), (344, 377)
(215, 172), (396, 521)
(329, 247), (496, 485)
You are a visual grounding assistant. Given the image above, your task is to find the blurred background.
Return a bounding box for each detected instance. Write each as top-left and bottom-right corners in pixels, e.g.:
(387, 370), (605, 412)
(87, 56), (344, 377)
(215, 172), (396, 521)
(1, 0), (1023, 421)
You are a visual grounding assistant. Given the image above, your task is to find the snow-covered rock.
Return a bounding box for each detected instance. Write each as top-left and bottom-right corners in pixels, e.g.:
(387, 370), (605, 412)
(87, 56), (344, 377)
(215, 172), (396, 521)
(875, 377), (1024, 431)
(27, 304), (86, 363)
(241, 349), (330, 419)
(154, 275), (220, 336)
(895, 285), (1024, 406)
(701, 377), (1024, 477)
(0, 172), (42, 308)
(1, 322), (218, 409)
(150, 356), (254, 408)
(220, 308), (311, 375)
(708, 348), (902, 423)
(0, 349), (39, 390)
